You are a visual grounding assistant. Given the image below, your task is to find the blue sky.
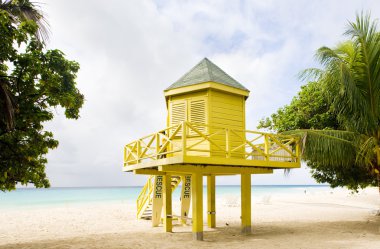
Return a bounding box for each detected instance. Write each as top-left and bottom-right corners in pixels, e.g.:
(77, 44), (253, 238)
(38, 0), (380, 187)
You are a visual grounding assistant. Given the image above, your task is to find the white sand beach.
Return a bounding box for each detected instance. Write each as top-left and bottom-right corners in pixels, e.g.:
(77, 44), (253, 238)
(1, 187), (379, 249)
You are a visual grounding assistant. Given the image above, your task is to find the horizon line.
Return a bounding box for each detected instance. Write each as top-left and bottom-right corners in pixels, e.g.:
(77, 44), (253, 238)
(15, 184), (331, 189)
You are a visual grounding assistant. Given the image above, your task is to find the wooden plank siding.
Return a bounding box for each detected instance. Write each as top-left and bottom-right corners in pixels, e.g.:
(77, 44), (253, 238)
(209, 90), (246, 158)
(166, 88), (247, 159)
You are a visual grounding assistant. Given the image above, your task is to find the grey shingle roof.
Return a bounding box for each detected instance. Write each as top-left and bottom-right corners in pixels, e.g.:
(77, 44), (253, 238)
(165, 58), (249, 91)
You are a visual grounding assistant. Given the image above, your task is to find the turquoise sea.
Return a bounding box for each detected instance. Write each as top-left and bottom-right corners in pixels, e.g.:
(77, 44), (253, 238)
(0, 185), (331, 209)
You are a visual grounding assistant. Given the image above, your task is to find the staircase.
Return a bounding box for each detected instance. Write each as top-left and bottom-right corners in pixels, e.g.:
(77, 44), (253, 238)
(137, 175), (182, 220)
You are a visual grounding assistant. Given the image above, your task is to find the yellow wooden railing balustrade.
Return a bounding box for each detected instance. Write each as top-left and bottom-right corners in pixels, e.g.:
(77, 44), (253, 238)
(136, 175), (154, 219)
(124, 121), (300, 168)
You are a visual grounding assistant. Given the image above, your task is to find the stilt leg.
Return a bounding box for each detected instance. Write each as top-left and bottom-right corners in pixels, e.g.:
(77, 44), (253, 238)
(180, 175), (191, 225)
(207, 175), (216, 228)
(163, 174), (172, 232)
(152, 176), (163, 227)
(192, 173), (203, 240)
(241, 174), (251, 235)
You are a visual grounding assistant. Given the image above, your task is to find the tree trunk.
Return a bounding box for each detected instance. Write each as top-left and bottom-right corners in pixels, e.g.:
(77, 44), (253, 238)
(377, 130), (380, 195)
(377, 148), (380, 195)
(377, 146), (380, 216)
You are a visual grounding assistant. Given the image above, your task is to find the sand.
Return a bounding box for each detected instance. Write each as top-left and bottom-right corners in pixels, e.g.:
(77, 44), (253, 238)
(0, 187), (379, 249)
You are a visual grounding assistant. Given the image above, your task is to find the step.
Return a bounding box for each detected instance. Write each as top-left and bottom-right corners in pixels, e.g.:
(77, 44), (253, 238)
(141, 216), (152, 220)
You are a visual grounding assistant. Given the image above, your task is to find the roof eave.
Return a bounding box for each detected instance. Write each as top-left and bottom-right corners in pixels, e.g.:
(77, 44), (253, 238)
(164, 81), (250, 99)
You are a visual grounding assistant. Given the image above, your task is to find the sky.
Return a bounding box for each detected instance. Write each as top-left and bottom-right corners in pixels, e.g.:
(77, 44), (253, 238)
(38, 0), (380, 187)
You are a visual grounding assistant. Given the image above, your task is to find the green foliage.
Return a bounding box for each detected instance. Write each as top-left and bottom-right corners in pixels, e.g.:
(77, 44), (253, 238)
(258, 81), (340, 132)
(260, 13), (380, 191)
(283, 129), (377, 190)
(0, 7), (84, 191)
(0, 0), (49, 44)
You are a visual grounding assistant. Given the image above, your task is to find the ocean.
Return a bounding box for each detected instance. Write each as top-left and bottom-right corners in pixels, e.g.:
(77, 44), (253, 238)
(0, 185), (331, 209)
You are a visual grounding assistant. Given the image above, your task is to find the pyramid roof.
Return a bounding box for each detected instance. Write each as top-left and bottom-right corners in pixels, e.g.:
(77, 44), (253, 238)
(165, 58), (248, 91)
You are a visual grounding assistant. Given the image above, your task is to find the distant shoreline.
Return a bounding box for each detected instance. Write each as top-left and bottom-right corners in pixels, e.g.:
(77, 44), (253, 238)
(13, 184), (331, 189)
(1, 185), (334, 209)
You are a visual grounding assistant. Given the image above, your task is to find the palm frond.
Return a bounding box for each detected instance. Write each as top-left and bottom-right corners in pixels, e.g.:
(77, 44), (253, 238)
(315, 46), (342, 66)
(342, 12), (380, 135)
(298, 68), (323, 82)
(0, 0), (50, 44)
(356, 136), (376, 168)
(283, 129), (359, 167)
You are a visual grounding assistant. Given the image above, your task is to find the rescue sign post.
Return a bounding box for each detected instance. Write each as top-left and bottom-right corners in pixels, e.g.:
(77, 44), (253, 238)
(180, 175), (191, 224)
(152, 176), (163, 227)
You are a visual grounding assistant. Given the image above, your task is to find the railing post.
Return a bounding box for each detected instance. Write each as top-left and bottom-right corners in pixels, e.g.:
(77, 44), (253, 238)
(182, 121), (187, 157)
(264, 135), (269, 161)
(295, 139), (300, 162)
(226, 128), (231, 158)
(137, 140), (141, 163)
(123, 146), (127, 166)
(156, 133), (160, 159)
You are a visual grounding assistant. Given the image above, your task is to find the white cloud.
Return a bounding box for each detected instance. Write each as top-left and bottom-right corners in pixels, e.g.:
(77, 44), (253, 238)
(39, 0), (380, 187)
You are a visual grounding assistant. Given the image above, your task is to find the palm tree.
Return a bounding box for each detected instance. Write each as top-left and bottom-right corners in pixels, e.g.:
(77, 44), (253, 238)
(0, 0), (49, 44)
(290, 13), (380, 193)
(0, 0), (49, 131)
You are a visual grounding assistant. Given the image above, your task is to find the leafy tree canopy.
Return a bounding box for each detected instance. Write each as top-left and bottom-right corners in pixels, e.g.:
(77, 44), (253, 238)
(0, 4), (84, 191)
(258, 81), (340, 132)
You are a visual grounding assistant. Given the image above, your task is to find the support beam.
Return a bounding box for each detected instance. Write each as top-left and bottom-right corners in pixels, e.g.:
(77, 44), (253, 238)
(159, 165), (273, 175)
(241, 174), (251, 235)
(134, 169), (166, 175)
(163, 174), (172, 232)
(192, 173), (203, 240)
(207, 175), (216, 228)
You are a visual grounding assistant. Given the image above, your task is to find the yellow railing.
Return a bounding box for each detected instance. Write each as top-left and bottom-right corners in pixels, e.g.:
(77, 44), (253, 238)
(124, 121), (300, 167)
(136, 175), (154, 219)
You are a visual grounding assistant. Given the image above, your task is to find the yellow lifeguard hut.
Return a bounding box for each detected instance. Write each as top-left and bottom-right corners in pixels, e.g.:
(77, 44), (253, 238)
(123, 58), (300, 240)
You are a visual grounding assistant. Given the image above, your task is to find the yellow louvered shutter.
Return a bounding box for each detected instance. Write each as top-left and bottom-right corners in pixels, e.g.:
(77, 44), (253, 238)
(189, 99), (206, 134)
(170, 101), (186, 135)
